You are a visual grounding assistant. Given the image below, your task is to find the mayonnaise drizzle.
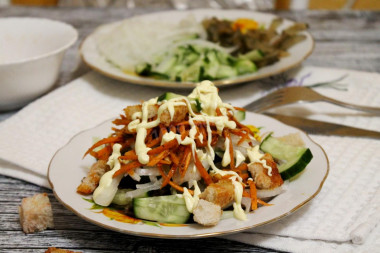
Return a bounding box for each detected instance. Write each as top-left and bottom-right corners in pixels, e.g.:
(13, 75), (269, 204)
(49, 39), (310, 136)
(188, 80), (234, 116)
(93, 144), (123, 206)
(222, 137), (231, 167)
(235, 150), (245, 167)
(232, 180), (247, 221)
(131, 81), (236, 165)
(206, 154), (247, 220)
(108, 81), (248, 221)
(247, 145), (273, 176)
(183, 180), (201, 213)
(161, 131), (197, 157)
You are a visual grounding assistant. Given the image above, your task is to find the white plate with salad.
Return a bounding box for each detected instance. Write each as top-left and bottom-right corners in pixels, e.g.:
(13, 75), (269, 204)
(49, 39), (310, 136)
(80, 9), (314, 88)
(48, 81), (328, 238)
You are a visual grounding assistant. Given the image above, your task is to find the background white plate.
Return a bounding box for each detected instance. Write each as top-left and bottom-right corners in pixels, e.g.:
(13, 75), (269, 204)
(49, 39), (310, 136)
(80, 9), (314, 88)
(48, 112), (329, 238)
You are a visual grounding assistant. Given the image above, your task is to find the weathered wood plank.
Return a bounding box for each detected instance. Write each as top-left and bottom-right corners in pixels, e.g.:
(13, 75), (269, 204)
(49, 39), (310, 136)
(0, 213), (102, 231)
(0, 230), (279, 253)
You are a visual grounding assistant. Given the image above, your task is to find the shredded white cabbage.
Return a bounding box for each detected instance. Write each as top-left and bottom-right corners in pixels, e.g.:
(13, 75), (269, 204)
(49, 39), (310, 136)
(96, 15), (204, 71)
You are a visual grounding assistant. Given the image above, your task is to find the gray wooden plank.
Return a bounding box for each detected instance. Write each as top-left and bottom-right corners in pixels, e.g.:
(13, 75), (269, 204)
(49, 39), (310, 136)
(0, 231), (280, 252)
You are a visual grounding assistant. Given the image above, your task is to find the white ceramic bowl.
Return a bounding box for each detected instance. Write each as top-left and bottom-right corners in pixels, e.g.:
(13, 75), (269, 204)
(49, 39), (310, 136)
(0, 18), (78, 110)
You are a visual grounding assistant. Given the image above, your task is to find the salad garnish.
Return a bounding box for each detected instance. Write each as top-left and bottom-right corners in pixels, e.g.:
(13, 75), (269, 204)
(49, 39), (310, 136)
(77, 81), (312, 226)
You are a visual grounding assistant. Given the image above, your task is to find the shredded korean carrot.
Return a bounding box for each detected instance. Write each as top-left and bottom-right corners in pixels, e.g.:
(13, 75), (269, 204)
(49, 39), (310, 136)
(157, 164), (193, 194)
(235, 163), (248, 171)
(240, 173), (249, 180)
(161, 163), (177, 188)
(233, 106), (246, 111)
(113, 160), (142, 178)
(179, 146), (192, 178)
(248, 180), (258, 210)
(194, 152), (213, 185)
(147, 150), (170, 167)
(146, 137), (161, 148)
(257, 198), (273, 206)
(94, 145), (112, 161)
(112, 116), (131, 126)
(121, 138), (135, 150)
(159, 124), (168, 136)
(119, 150), (137, 161)
(158, 160), (171, 165)
(169, 152), (180, 165)
(179, 124), (187, 140)
(83, 136), (123, 158)
(242, 191), (250, 197)
(231, 115), (255, 137)
(148, 139), (178, 155)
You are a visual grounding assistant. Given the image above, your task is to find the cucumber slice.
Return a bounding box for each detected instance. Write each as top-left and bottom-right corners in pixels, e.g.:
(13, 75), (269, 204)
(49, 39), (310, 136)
(133, 195), (190, 224)
(157, 92), (182, 102)
(157, 92), (202, 113)
(240, 49), (264, 62)
(135, 63), (152, 76)
(260, 134), (313, 180)
(216, 65), (237, 79)
(234, 110), (246, 122)
(112, 189), (148, 206)
(235, 59), (257, 75)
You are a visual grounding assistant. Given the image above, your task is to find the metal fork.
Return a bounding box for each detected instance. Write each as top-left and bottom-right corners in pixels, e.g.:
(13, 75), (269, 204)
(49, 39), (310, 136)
(244, 86), (380, 115)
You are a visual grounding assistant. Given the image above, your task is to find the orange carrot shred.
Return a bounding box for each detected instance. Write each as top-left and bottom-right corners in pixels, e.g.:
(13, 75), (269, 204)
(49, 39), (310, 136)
(148, 139), (178, 155)
(179, 146), (192, 178)
(194, 152), (213, 185)
(157, 164), (193, 194)
(96, 145), (112, 161)
(83, 136), (122, 158)
(233, 106), (246, 111)
(248, 180), (258, 211)
(119, 150), (138, 161)
(179, 125), (186, 140)
(113, 160), (142, 178)
(147, 150), (170, 167)
(257, 198), (273, 206)
(146, 137), (161, 148)
(161, 163), (177, 188)
(170, 152), (180, 165)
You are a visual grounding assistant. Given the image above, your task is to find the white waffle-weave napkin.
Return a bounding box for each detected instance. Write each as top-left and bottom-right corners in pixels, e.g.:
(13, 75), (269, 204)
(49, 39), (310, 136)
(0, 66), (379, 252)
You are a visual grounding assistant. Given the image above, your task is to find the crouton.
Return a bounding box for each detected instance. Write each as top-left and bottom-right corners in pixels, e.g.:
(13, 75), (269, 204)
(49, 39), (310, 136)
(45, 247), (82, 253)
(124, 103), (188, 126)
(77, 160), (110, 195)
(124, 104), (158, 121)
(248, 153), (283, 189)
(193, 199), (222, 226)
(159, 105), (188, 126)
(19, 193), (54, 234)
(199, 179), (234, 208)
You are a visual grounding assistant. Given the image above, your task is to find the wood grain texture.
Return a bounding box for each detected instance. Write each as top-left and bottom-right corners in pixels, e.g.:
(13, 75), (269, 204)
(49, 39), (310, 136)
(0, 5), (379, 253)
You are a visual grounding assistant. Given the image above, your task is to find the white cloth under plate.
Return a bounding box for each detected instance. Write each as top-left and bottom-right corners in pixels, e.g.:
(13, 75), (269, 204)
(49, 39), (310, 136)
(0, 66), (379, 252)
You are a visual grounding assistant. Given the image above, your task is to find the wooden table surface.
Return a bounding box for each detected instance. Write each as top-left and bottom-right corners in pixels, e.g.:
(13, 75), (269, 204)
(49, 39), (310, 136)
(0, 5), (379, 253)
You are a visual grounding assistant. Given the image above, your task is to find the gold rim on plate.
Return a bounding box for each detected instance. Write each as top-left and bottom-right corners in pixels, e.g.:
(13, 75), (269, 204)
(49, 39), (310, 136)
(48, 113), (329, 239)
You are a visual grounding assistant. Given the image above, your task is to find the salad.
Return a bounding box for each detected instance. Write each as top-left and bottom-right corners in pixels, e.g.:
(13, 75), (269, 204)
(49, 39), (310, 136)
(77, 81), (312, 226)
(96, 15), (308, 83)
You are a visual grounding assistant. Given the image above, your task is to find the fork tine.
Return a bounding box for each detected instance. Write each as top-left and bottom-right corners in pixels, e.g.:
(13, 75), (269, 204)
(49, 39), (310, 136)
(244, 92), (283, 112)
